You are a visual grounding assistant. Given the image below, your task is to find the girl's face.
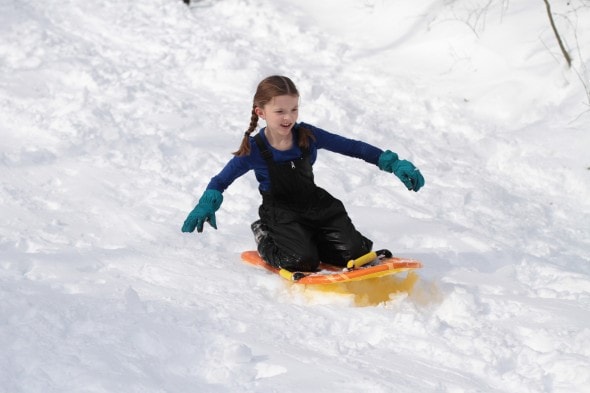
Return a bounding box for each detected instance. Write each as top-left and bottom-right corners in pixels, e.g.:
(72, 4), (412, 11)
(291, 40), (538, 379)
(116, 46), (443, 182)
(255, 94), (299, 137)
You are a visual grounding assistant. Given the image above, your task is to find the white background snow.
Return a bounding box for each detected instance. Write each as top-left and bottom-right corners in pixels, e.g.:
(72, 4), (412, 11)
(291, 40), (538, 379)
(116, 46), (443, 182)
(1, 0), (590, 392)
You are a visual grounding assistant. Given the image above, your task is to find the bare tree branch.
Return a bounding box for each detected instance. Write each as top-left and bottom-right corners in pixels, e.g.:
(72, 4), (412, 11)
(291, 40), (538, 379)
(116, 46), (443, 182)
(543, 0), (572, 67)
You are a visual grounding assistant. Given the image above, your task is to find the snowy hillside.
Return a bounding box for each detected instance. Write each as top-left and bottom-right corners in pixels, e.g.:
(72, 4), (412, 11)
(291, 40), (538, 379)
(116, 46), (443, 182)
(1, 0), (589, 392)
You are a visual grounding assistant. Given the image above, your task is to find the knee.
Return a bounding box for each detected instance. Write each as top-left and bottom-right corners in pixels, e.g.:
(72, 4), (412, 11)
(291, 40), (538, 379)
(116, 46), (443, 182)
(257, 238), (319, 271)
(319, 235), (373, 267)
(273, 248), (319, 272)
(286, 253), (320, 272)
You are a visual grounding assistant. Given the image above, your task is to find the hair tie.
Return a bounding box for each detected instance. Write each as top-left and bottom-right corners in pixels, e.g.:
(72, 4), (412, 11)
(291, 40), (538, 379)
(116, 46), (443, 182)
(244, 131), (249, 137)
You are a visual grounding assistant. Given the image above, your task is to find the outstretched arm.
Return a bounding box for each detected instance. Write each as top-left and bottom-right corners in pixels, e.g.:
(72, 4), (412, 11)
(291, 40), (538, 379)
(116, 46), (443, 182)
(307, 123), (425, 191)
(182, 155), (252, 233)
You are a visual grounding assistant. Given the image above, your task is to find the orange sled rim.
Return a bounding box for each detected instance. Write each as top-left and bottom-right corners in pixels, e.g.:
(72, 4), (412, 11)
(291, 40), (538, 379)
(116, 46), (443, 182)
(241, 250), (422, 285)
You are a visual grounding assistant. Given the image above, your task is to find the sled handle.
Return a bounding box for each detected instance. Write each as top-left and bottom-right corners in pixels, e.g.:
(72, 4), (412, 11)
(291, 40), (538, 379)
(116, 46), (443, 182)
(279, 269), (306, 281)
(346, 249), (392, 270)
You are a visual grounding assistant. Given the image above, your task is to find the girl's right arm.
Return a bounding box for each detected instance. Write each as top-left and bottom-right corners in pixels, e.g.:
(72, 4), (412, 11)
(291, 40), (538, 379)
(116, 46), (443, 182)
(206, 155), (252, 193)
(181, 155), (253, 234)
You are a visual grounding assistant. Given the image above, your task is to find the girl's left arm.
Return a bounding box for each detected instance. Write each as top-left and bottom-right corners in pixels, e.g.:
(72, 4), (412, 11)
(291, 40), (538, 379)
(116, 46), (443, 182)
(303, 123), (383, 165)
(303, 122), (425, 192)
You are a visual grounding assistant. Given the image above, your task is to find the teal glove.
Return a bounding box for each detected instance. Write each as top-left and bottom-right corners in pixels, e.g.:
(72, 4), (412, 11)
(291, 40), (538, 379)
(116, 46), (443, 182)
(182, 189), (224, 233)
(378, 150), (425, 192)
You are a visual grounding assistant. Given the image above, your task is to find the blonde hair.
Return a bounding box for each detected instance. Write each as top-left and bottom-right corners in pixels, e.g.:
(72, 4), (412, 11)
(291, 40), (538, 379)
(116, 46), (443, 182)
(233, 75), (314, 156)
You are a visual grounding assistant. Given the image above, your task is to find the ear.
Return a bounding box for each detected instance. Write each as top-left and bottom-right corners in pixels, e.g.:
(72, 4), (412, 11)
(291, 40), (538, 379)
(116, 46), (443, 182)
(254, 106), (265, 120)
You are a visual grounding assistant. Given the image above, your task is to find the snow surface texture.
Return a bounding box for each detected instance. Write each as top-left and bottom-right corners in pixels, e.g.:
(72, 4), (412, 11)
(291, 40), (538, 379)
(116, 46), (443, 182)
(1, 0), (590, 392)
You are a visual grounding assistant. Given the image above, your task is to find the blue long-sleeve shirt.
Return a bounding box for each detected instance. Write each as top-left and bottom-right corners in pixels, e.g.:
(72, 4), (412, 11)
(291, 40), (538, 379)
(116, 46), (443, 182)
(207, 122), (384, 193)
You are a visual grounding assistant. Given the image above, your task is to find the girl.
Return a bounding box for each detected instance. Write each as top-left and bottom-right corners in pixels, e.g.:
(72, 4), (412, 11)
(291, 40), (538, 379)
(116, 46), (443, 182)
(182, 75), (424, 272)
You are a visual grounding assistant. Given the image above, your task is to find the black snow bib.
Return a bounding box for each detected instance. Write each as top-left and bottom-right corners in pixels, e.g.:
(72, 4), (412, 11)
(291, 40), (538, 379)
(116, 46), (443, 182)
(254, 133), (318, 206)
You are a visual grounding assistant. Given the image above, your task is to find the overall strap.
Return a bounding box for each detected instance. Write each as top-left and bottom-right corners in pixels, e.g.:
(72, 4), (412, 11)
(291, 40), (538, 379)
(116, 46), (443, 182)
(254, 133), (274, 163)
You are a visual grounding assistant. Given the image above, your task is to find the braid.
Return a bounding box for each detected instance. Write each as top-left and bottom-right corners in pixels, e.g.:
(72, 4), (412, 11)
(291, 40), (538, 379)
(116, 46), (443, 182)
(297, 124), (316, 149)
(233, 106), (258, 156)
(247, 107), (258, 134)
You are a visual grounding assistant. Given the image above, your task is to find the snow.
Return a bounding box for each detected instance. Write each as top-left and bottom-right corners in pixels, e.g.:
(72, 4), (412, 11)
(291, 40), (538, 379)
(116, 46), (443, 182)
(1, 0), (589, 392)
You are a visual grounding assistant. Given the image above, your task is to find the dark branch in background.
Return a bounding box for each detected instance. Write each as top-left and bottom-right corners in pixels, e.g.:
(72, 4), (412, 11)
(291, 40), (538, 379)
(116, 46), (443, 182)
(543, 0), (572, 68)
